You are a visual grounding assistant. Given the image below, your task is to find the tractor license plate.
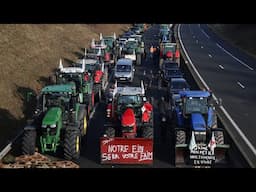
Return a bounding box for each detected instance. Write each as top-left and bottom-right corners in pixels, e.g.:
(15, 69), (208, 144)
(100, 137), (153, 164)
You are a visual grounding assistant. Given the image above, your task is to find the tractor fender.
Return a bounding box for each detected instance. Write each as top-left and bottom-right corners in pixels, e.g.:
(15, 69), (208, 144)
(24, 125), (36, 131)
(66, 124), (80, 131)
(211, 127), (225, 132)
(78, 104), (86, 120)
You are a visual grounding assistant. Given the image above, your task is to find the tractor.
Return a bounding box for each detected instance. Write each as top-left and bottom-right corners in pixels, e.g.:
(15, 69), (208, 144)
(100, 32), (118, 63)
(56, 59), (95, 117)
(159, 42), (180, 67)
(121, 38), (144, 65)
(100, 81), (154, 164)
(171, 90), (229, 167)
(90, 38), (115, 67)
(21, 83), (87, 160)
(82, 49), (108, 102)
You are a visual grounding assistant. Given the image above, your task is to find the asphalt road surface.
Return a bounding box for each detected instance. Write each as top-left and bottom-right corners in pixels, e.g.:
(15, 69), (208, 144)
(179, 24), (256, 152)
(78, 24), (175, 168)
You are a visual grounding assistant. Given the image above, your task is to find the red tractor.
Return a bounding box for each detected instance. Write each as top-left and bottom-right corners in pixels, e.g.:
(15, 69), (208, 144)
(100, 81), (154, 164)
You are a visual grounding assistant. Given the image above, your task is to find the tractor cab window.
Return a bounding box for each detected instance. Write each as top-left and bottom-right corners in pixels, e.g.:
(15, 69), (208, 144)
(43, 93), (71, 112)
(184, 97), (208, 114)
(118, 95), (141, 106)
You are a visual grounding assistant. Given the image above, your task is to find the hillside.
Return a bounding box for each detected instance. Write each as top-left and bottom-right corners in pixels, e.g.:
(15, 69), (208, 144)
(0, 24), (130, 146)
(209, 24), (256, 59)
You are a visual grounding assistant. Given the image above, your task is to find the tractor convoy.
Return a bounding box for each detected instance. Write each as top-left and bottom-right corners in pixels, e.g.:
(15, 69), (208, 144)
(7, 23), (229, 168)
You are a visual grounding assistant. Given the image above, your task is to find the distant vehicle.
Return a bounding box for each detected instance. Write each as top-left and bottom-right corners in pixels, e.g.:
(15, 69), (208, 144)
(114, 58), (135, 82)
(167, 77), (190, 105)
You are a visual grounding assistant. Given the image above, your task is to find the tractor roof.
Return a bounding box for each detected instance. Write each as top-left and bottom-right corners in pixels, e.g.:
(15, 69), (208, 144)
(60, 67), (85, 73)
(41, 84), (76, 94)
(117, 87), (144, 96)
(179, 90), (210, 98)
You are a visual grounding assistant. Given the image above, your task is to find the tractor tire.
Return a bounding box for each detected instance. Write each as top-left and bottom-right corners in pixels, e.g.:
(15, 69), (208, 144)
(64, 130), (81, 160)
(214, 131), (224, 145)
(79, 107), (88, 136)
(94, 84), (102, 103)
(175, 130), (186, 145)
(136, 54), (141, 65)
(22, 128), (36, 155)
(142, 126), (153, 139)
(105, 127), (115, 138)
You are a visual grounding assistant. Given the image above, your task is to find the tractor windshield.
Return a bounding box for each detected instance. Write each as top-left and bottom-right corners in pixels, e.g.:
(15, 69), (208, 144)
(43, 93), (73, 112)
(117, 95), (141, 106)
(57, 73), (82, 91)
(163, 45), (176, 54)
(185, 97), (208, 114)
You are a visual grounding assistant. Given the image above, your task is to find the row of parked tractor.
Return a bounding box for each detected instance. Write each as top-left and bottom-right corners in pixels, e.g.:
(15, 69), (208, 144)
(157, 24), (229, 167)
(21, 24), (148, 162)
(20, 23), (229, 167)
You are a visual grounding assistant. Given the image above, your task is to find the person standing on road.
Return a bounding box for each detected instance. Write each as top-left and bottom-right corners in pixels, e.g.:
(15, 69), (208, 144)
(149, 45), (154, 61)
(158, 96), (169, 144)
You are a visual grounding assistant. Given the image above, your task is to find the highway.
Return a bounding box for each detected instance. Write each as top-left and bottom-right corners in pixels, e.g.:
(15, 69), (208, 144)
(179, 24), (256, 155)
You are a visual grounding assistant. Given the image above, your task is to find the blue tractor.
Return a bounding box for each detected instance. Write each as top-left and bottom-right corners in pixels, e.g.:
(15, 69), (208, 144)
(172, 90), (229, 167)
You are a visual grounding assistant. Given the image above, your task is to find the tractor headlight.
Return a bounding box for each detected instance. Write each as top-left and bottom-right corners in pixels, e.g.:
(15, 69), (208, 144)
(42, 125), (47, 128)
(50, 124), (56, 128)
(161, 116), (166, 122)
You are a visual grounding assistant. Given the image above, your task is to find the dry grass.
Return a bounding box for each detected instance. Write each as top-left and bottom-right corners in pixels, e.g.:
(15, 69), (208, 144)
(0, 24), (130, 144)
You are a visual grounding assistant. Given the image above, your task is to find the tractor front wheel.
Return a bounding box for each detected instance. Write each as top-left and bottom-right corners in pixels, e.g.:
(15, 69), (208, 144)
(142, 126), (153, 139)
(105, 127), (115, 138)
(64, 130), (81, 160)
(175, 130), (186, 145)
(214, 131), (224, 145)
(22, 128), (36, 155)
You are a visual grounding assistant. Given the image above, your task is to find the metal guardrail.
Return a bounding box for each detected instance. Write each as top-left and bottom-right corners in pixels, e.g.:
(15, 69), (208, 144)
(176, 24), (256, 168)
(0, 130), (23, 160)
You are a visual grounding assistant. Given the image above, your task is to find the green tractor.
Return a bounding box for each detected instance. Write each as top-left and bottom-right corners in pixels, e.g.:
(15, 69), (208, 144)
(56, 59), (95, 117)
(22, 83), (87, 160)
(121, 38), (144, 65)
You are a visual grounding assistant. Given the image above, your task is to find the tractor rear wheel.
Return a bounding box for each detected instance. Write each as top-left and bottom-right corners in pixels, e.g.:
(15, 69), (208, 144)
(142, 126), (153, 139)
(64, 130), (81, 160)
(79, 105), (87, 136)
(80, 113), (88, 136)
(94, 84), (102, 103)
(22, 128), (36, 155)
(175, 130), (186, 144)
(105, 127), (115, 138)
(214, 131), (224, 145)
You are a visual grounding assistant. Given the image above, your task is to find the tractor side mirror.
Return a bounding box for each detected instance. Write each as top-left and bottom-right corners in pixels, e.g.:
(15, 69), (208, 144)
(26, 92), (36, 103)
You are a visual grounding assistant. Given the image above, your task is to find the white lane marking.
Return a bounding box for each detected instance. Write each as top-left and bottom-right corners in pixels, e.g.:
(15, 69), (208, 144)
(193, 35), (195, 39)
(196, 40), (198, 44)
(208, 54), (212, 58)
(178, 24), (256, 167)
(201, 29), (210, 39)
(218, 65), (224, 69)
(201, 46), (204, 49)
(198, 24), (201, 28)
(216, 43), (254, 71)
(237, 81), (245, 89)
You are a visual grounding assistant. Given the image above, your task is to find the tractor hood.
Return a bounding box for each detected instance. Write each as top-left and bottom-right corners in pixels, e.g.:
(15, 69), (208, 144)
(42, 107), (62, 126)
(191, 113), (206, 131)
(121, 108), (136, 127)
